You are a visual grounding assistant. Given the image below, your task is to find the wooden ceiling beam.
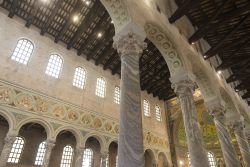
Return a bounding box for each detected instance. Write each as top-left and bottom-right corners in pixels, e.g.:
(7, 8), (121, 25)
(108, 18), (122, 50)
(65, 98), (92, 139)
(112, 61), (121, 75)
(205, 35), (249, 58)
(205, 14), (250, 58)
(242, 92), (250, 99)
(217, 55), (250, 70)
(86, 28), (114, 60)
(141, 66), (167, 84)
(169, 0), (199, 23)
(95, 42), (114, 65)
(55, 0), (84, 43)
(67, 2), (102, 49)
(103, 53), (117, 70)
(40, 0), (62, 35)
(189, 0), (234, 43)
(140, 58), (165, 78)
(25, 1), (41, 27)
(8, 0), (18, 18)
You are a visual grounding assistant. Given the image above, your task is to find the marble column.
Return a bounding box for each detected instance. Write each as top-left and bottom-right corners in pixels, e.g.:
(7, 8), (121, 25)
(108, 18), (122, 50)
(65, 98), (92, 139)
(74, 146), (84, 167)
(114, 31), (146, 167)
(207, 103), (241, 167)
(100, 152), (108, 167)
(232, 120), (250, 167)
(0, 134), (17, 167)
(42, 140), (55, 167)
(171, 79), (210, 167)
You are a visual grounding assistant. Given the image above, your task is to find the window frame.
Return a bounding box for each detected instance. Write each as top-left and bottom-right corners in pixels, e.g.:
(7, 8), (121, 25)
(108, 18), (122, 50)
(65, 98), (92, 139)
(114, 86), (120, 104)
(72, 66), (87, 89)
(95, 77), (106, 98)
(207, 151), (216, 167)
(60, 145), (74, 167)
(143, 99), (150, 117)
(7, 136), (25, 164)
(34, 141), (46, 165)
(82, 148), (94, 167)
(155, 105), (162, 121)
(45, 54), (63, 79)
(10, 38), (34, 65)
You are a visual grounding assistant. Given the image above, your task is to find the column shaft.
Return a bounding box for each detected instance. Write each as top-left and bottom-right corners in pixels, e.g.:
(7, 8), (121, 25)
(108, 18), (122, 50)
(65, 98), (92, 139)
(172, 80), (209, 167)
(74, 146), (84, 167)
(213, 114), (240, 167)
(114, 32), (146, 167)
(42, 140), (55, 167)
(100, 153), (108, 167)
(0, 134), (17, 167)
(233, 121), (250, 167)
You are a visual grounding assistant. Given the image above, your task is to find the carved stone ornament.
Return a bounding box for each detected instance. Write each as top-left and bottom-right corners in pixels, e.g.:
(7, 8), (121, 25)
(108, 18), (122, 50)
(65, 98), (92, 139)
(171, 79), (195, 98)
(113, 32), (147, 57)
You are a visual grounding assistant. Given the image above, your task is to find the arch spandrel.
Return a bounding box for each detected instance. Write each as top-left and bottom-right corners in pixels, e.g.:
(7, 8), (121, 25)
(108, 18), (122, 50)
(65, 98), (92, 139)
(82, 132), (107, 152)
(219, 87), (239, 115)
(53, 126), (82, 145)
(17, 117), (53, 139)
(100, 0), (131, 33)
(144, 22), (185, 77)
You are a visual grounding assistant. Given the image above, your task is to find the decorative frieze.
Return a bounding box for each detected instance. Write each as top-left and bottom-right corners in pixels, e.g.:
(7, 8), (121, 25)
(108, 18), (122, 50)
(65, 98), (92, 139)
(0, 80), (169, 151)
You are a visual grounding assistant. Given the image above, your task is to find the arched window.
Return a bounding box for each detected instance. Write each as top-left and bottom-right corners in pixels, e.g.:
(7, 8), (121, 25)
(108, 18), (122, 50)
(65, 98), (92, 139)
(207, 152), (216, 167)
(82, 148), (93, 167)
(34, 141), (46, 165)
(60, 145), (74, 167)
(73, 67), (87, 89)
(95, 77), (106, 98)
(105, 154), (109, 167)
(143, 99), (150, 117)
(45, 54), (63, 78)
(187, 152), (191, 166)
(7, 137), (25, 163)
(155, 105), (161, 121)
(114, 86), (120, 104)
(11, 38), (34, 65)
(116, 155), (118, 167)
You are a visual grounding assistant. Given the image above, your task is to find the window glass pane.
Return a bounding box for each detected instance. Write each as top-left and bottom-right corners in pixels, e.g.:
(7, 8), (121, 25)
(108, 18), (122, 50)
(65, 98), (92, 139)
(11, 39), (34, 65)
(45, 54), (63, 78)
(95, 77), (106, 98)
(60, 145), (74, 167)
(7, 137), (25, 163)
(155, 105), (161, 121)
(114, 86), (120, 104)
(143, 99), (150, 117)
(73, 67), (87, 89)
(207, 152), (216, 167)
(35, 141), (46, 165)
(82, 148), (93, 167)
(116, 155), (118, 167)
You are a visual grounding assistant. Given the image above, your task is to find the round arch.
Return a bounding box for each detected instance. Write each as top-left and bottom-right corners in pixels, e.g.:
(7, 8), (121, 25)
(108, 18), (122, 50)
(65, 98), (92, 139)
(106, 138), (118, 149)
(219, 87), (238, 114)
(144, 149), (156, 166)
(144, 21), (186, 77)
(0, 108), (16, 132)
(17, 117), (53, 139)
(53, 126), (82, 145)
(82, 132), (106, 153)
(189, 55), (219, 100)
(158, 152), (169, 167)
(100, 0), (131, 33)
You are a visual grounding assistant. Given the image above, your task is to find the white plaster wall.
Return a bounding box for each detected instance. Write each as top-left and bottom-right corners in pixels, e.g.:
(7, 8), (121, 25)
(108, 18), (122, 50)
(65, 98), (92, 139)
(0, 9), (168, 137)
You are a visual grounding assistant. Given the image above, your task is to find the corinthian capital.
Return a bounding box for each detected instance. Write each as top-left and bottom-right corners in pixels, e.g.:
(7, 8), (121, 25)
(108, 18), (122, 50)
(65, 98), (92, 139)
(205, 97), (226, 118)
(113, 32), (147, 57)
(171, 79), (195, 98)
